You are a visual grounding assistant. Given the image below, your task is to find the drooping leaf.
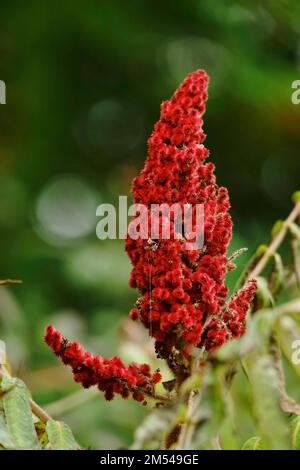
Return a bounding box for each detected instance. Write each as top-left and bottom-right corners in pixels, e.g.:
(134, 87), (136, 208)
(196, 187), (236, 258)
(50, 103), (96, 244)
(0, 410), (15, 449)
(275, 316), (300, 379)
(192, 365), (226, 449)
(288, 221), (300, 242)
(243, 354), (290, 450)
(255, 276), (275, 309)
(46, 420), (78, 450)
(288, 222), (300, 286)
(268, 253), (284, 295)
(290, 415), (300, 450)
(1, 376), (40, 450)
(241, 436), (264, 450)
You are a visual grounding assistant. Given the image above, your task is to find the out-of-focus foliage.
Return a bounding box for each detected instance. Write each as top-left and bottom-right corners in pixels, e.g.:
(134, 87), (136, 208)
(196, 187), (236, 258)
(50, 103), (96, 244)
(0, 0), (300, 449)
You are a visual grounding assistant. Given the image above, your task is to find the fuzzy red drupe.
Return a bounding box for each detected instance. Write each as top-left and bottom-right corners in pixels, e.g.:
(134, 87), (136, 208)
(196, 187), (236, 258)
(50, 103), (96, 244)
(45, 70), (256, 398)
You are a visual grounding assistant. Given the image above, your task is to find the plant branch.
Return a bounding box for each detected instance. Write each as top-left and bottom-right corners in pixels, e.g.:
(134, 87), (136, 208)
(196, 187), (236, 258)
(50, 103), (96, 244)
(29, 397), (52, 423)
(0, 279), (22, 285)
(176, 389), (200, 449)
(247, 199), (300, 280)
(176, 197), (300, 450)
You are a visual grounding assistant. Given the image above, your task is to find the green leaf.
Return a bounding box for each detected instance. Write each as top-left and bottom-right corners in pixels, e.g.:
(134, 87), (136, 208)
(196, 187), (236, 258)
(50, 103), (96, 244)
(288, 222), (300, 286)
(243, 354), (290, 450)
(276, 316), (300, 379)
(268, 253), (284, 295)
(271, 220), (284, 240)
(256, 276), (275, 308)
(192, 365), (226, 449)
(292, 191), (300, 204)
(291, 416), (300, 450)
(288, 222), (300, 242)
(1, 376), (40, 450)
(241, 436), (264, 450)
(0, 410), (15, 449)
(46, 420), (78, 450)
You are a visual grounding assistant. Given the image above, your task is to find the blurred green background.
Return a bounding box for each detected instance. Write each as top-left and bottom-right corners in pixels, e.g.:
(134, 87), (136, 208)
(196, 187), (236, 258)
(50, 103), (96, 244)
(0, 0), (300, 449)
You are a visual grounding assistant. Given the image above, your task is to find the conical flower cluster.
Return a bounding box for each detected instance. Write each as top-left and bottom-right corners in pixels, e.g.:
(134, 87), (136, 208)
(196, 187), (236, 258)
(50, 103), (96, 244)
(45, 70), (256, 398)
(126, 70), (256, 367)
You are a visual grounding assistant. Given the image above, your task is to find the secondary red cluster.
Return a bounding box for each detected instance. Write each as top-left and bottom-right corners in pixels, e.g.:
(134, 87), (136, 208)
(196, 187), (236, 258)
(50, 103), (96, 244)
(44, 325), (161, 403)
(126, 70), (256, 360)
(203, 279), (257, 352)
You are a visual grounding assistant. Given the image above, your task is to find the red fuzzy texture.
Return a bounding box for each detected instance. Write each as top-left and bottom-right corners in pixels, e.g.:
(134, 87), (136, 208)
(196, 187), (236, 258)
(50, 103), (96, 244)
(44, 325), (161, 402)
(126, 70), (256, 357)
(45, 70), (257, 397)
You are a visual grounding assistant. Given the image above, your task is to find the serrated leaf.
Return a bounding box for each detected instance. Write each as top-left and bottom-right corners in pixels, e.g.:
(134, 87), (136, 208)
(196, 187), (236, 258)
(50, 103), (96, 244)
(46, 420), (78, 450)
(1, 376), (40, 449)
(0, 410), (15, 449)
(291, 416), (300, 450)
(241, 436), (264, 450)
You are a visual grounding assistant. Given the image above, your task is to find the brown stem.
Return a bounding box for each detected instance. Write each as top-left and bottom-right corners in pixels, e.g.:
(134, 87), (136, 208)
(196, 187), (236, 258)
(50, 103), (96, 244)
(176, 389), (200, 449)
(247, 199), (300, 280)
(29, 398), (52, 423)
(0, 279), (22, 285)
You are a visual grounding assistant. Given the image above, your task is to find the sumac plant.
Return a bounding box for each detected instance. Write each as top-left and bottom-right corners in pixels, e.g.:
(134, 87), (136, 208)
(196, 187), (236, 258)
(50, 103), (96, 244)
(1, 70), (300, 450)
